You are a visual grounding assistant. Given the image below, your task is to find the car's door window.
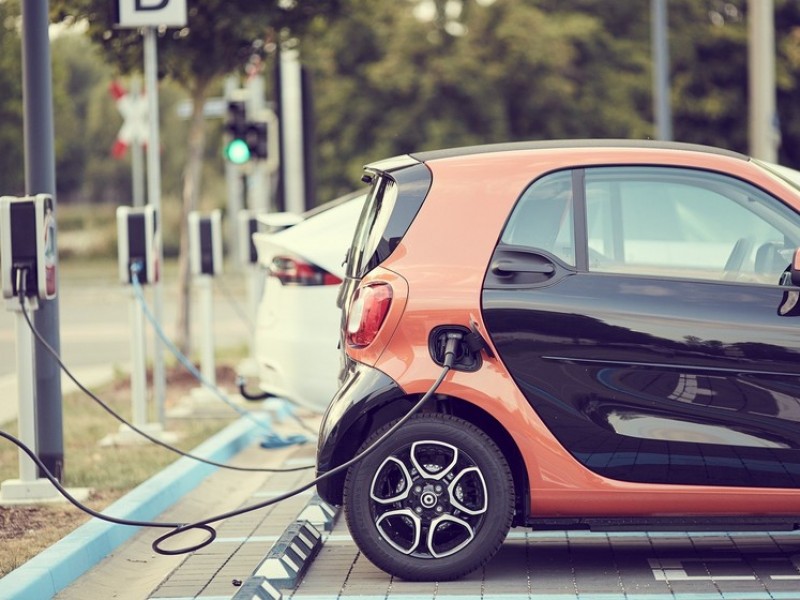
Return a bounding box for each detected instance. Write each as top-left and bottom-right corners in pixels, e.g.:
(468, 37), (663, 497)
(584, 167), (800, 284)
(501, 170), (575, 266)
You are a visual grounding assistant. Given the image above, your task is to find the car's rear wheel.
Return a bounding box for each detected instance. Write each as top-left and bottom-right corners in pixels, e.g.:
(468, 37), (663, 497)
(343, 413), (514, 581)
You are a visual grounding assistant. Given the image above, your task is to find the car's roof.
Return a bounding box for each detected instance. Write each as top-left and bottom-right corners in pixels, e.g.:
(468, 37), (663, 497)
(364, 140), (749, 176)
(409, 139), (748, 162)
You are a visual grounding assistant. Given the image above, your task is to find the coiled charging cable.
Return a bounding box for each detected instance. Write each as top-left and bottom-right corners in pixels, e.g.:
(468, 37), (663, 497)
(0, 330), (462, 555)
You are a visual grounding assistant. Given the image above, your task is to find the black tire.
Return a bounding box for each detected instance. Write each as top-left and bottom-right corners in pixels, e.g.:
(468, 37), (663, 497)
(343, 413), (515, 581)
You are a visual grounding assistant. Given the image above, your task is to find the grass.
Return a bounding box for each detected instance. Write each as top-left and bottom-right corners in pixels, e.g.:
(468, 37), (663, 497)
(0, 365), (240, 577)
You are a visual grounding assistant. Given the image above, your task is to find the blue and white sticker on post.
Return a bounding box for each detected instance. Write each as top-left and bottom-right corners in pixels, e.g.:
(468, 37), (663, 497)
(115, 0), (187, 29)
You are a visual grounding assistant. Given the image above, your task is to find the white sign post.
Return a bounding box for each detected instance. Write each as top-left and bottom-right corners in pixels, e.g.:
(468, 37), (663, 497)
(115, 0), (186, 425)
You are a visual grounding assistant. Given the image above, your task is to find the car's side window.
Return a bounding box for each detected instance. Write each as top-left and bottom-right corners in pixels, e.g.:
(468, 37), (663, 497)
(501, 170), (575, 266)
(584, 166), (800, 284)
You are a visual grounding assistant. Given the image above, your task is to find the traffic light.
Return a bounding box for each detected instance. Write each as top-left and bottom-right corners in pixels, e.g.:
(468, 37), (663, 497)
(244, 119), (268, 160)
(223, 99), (250, 165)
(223, 98), (270, 164)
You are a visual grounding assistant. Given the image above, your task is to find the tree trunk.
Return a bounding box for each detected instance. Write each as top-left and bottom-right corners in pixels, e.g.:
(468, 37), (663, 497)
(175, 80), (210, 355)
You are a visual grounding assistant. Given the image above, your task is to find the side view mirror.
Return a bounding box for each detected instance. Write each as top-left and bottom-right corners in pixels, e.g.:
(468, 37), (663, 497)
(791, 248), (800, 287)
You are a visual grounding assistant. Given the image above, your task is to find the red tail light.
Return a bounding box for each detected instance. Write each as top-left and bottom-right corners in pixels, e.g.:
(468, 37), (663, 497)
(269, 254), (342, 286)
(346, 282), (393, 348)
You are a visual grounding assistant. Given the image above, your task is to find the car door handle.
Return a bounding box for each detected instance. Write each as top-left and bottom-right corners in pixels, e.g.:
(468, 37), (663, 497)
(491, 259), (555, 275)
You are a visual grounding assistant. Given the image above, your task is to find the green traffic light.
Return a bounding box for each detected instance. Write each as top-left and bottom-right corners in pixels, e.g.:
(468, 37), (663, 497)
(224, 138), (251, 164)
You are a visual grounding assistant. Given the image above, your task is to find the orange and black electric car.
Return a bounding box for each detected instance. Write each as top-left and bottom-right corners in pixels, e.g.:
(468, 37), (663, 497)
(315, 140), (800, 580)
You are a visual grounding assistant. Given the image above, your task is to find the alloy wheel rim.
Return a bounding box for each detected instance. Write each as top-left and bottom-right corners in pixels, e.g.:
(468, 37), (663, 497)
(369, 440), (488, 558)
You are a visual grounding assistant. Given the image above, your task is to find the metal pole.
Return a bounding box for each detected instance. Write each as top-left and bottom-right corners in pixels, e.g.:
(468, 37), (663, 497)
(224, 76), (244, 252)
(651, 0), (673, 141)
(131, 76), (146, 208)
(748, 0), (779, 161)
(280, 47), (306, 214)
(129, 292), (148, 427)
(197, 275), (216, 387)
(21, 0), (64, 481)
(144, 27), (167, 423)
(247, 75), (269, 214)
(15, 301), (39, 483)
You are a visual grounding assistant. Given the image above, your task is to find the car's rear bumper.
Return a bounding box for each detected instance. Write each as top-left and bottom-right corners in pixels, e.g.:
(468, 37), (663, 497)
(315, 359), (406, 505)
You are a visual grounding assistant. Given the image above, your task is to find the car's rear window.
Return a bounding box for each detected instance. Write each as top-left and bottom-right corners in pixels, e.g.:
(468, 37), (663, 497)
(347, 177), (397, 278)
(345, 163), (431, 279)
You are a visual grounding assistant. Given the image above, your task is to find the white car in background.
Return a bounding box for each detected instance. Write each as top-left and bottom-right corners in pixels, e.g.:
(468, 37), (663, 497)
(245, 192), (366, 412)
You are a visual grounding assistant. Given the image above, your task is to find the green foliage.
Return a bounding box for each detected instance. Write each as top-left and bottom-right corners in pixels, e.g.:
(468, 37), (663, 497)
(303, 0), (655, 201)
(50, 0), (342, 87)
(776, 0), (800, 168)
(5, 0), (800, 213)
(302, 0), (800, 202)
(668, 0), (749, 152)
(0, 0), (24, 195)
(51, 33), (112, 201)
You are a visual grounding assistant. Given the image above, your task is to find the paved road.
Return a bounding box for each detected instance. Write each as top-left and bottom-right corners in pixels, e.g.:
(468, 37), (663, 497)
(48, 432), (800, 600)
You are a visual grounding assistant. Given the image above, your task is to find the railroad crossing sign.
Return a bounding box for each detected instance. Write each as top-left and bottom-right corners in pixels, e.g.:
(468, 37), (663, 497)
(110, 81), (148, 159)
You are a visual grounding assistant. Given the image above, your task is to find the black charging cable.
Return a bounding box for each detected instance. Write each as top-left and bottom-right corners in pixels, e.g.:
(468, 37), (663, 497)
(12, 266), (311, 474)
(4, 264), (465, 554)
(128, 264), (320, 439)
(151, 332), (462, 555)
(213, 275), (254, 331)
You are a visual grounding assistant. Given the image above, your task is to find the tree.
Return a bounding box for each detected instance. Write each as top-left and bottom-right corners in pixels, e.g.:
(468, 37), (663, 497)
(775, 0), (800, 168)
(50, 32), (113, 202)
(668, 0), (750, 152)
(0, 0), (91, 200)
(0, 0), (25, 196)
(302, 0), (653, 201)
(50, 0), (341, 351)
(303, 0), (800, 203)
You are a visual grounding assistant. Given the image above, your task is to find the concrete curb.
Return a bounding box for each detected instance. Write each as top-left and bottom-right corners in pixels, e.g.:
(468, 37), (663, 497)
(232, 494), (339, 599)
(296, 494), (338, 532)
(252, 520), (322, 589)
(0, 416), (263, 600)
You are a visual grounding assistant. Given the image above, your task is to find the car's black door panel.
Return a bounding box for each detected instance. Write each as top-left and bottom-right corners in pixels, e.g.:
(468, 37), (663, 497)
(482, 273), (800, 488)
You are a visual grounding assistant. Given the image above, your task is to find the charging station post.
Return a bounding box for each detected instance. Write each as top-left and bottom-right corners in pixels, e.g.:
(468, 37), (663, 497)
(235, 210), (265, 378)
(188, 210), (223, 400)
(0, 195), (88, 503)
(107, 206), (176, 446)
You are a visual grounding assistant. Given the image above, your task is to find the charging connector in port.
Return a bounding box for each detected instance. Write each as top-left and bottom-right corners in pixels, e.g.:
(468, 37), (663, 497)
(429, 325), (483, 372)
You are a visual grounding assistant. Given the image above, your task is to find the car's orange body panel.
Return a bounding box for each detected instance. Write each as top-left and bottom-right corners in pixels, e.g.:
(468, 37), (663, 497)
(348, 147), (800, 518)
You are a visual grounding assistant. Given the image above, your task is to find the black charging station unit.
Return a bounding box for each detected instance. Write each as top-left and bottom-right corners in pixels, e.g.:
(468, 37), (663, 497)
(117, 206), (158, 285)
(237, 210), (260, 266)
(189, 210), (223, 276)
(0, 194), (57, 301)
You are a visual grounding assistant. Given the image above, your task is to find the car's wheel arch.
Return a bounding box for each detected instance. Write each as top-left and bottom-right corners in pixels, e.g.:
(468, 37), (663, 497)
(323, 393), (530, 526)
